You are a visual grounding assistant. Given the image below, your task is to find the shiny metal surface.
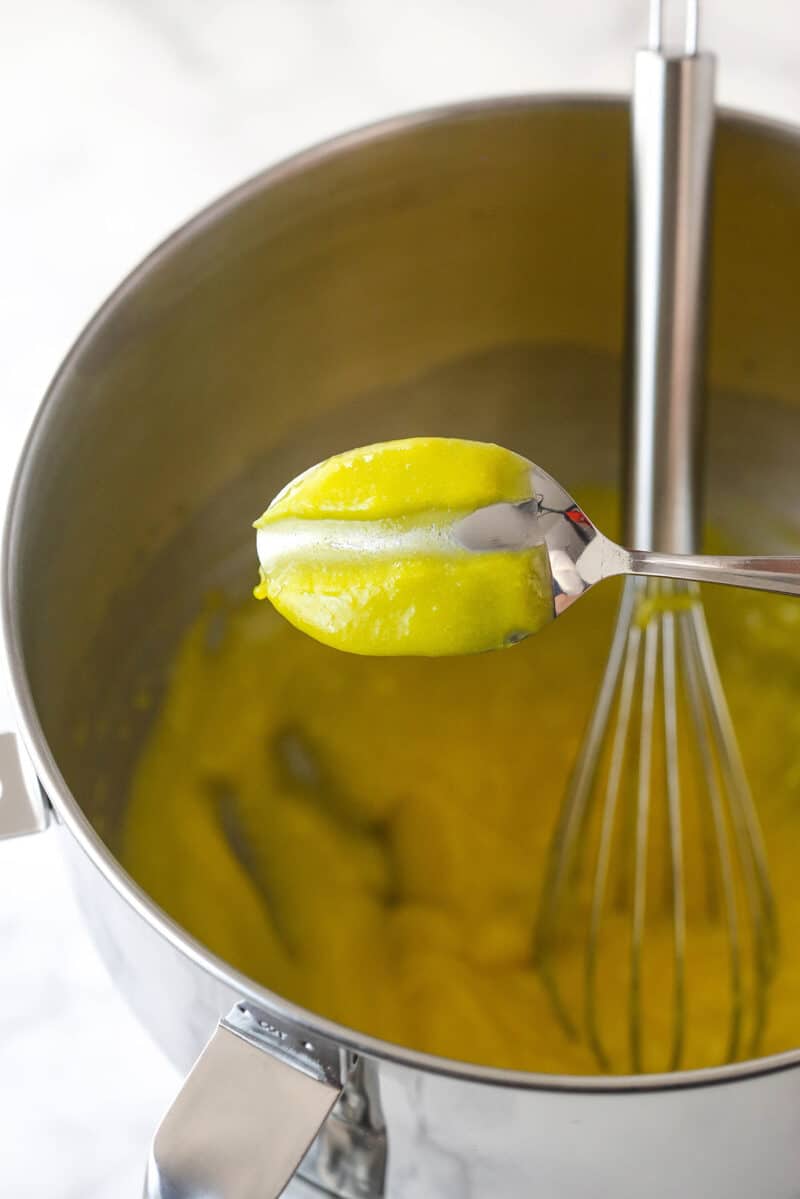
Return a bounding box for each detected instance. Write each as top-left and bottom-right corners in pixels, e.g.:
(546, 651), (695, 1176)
(300, 1058), (388, 1199)
(627, 547), (800, 591)
(459, 463), (800, 609)
(0, 732), (49, 840)
(145, 1003), (343, 1199)
(4, 95), (800, 1195)
(649, 0), (700, 55)
(625, 47), (715, 552)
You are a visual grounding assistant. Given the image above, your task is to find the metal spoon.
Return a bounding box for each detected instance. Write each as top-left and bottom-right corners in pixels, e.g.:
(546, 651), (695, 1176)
(258, 455), (800, 639)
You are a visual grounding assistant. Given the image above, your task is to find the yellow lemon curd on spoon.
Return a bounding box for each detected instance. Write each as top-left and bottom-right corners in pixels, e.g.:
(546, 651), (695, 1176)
(253, 437), (554, 656)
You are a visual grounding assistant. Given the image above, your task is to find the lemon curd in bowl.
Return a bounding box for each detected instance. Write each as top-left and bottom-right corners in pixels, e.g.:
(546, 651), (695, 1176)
(122, 485), (800, 1075)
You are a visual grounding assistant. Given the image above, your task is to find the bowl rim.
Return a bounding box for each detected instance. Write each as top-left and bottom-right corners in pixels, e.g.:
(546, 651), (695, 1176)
(4, 90), (800, 1095)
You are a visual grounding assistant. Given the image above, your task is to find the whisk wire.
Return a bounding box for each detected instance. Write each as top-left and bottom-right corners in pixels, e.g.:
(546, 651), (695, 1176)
(532, 579), (641, 1043)
(630, 614), (659, 1072)
(691, 605), (778, 946)
(688, 605), (778, 1053)
(661, 603), (687, 1072)
(585, 580), (645, 1070)
(679, 609), (744, 1063)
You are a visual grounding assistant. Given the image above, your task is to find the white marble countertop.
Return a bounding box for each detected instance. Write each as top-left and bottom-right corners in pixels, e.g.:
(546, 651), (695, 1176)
(3, 1), (800, 1194)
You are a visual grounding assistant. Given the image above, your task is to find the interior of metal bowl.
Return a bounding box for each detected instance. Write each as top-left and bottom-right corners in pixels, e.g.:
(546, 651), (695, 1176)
(7, 97), (800, 1067)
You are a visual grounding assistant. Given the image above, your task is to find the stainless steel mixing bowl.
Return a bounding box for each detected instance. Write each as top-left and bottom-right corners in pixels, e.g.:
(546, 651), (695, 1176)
(4, 96), (800, 1198)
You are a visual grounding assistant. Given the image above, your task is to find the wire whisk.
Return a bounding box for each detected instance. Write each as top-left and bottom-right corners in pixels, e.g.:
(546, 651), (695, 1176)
(533, 0), (778, 1073)
(533, 576), (778, 1073)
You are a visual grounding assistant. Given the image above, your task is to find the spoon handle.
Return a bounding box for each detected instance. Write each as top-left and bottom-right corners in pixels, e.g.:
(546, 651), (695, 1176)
(628, 549), (800, 597)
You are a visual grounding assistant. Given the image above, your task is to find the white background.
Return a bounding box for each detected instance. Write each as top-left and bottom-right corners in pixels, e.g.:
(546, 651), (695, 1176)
(3, 2), (800, 1194)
